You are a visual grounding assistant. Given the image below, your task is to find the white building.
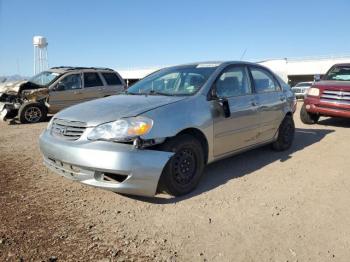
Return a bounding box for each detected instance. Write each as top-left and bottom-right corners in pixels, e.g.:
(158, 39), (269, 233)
(259, 55), (350, 85)
(117, 55), (350, 86)
(118, 67), (163, 86)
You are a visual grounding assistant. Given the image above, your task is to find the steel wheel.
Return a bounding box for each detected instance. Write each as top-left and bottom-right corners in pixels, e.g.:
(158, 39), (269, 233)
(172, 148), (197, 186)
(158, 134), (205, 196)
(272, 115), (295, 151)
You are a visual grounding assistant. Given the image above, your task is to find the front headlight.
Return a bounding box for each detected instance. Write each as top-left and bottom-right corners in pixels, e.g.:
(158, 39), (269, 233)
(307, 87), (320, 97)
(87, 116), (153, 142)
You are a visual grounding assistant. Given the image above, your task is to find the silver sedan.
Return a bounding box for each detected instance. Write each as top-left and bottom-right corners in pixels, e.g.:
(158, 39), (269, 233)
(39, 61), (296, 197)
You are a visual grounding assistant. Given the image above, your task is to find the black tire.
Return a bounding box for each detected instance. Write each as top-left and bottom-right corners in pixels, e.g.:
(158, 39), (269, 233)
(158, 134), (205, 196)
(19, 102), (47, 124)
(272, 115), (295, 151)
(300, 104), (320, 125)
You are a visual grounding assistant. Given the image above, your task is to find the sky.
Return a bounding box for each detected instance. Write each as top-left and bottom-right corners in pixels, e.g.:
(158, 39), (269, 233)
(0, 0), (349, 76)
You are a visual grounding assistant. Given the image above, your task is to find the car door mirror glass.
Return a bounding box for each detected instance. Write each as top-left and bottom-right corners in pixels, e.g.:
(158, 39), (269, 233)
(314, 74), (321, 82)
(218, 97), (231, 118)
(209, 86), (219, 100)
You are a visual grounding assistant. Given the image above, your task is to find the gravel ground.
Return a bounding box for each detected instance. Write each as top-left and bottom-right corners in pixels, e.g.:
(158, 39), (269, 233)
(1, 102), (350, 261)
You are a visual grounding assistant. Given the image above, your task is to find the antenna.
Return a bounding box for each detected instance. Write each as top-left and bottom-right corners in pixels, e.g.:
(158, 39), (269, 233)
(240, 48), (248, 61)
(16, 58), (21, 75)
(33, 36), (48, 75)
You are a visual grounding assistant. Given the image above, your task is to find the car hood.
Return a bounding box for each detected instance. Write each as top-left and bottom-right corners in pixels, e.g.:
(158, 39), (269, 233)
(54, 94), (189, 126)
(314, 80), (350, 91)
(0, 80), (27, 95)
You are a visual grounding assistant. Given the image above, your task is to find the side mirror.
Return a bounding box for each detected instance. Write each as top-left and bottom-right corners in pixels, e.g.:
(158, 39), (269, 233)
(54, 82), (66, 91)
(218, 98), (231, 118)
(210, 85), (231, 118)
(314, 74), (321, 82)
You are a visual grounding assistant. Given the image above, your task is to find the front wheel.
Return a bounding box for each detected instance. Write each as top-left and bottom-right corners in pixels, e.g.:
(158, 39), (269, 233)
(272, 115), (295, 151)
(300, 104), (320, 124)
(158, 134), (205, 196)
(19, 102), (47, 124)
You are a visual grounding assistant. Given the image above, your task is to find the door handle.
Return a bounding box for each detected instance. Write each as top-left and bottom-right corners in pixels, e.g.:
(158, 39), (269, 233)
(73, 91), (82, 94)
(251, 101), (258, 107)
(280, 96), (286, 101)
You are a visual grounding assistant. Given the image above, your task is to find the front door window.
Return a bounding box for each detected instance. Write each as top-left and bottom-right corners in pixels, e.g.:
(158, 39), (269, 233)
(57, 74), (82, 90)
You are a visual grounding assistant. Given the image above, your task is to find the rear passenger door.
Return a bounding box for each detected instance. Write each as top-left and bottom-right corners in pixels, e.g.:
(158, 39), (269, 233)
(213, 65), (260, 157)
(101, 72), (125, 95)
(82, 72), (105, 101)
(249, 66), (286, 142)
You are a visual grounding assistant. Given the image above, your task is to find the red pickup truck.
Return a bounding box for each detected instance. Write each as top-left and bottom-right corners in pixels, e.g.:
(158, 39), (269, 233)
(301, 63), (350, 124)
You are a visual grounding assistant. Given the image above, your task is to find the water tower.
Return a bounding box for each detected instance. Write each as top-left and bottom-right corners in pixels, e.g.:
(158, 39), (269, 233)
(33, 36), (48, 74)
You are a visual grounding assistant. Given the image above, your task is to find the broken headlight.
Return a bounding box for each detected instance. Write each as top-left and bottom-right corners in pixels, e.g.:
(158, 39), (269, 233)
(46, 117), (54, 130)
(87, 116), (153, 142)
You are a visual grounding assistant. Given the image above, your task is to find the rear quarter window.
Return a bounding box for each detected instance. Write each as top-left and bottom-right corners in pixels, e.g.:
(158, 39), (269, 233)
(102, 73), (122, 85)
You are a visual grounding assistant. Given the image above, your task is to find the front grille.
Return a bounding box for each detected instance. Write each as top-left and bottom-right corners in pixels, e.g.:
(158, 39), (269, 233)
(51, 118), (87, 141)
(320, 90), (350, 105)
(292, 88), (302, 93)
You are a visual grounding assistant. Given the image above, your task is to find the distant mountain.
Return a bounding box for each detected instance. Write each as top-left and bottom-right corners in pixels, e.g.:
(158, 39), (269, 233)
(0, 75), (29, 83)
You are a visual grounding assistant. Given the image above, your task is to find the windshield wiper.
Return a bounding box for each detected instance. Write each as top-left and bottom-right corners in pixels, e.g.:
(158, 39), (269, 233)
(124, 90), (175, 96)
(123, 90), (140, 95)
(145, 90), (174, 96)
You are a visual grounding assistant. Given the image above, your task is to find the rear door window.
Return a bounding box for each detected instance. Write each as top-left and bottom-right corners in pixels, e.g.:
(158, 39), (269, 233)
(250, 67), (280, 93)
(102, 73), (122, 85)
(84, 72), (103, 88)
(216, 66), (252, 98)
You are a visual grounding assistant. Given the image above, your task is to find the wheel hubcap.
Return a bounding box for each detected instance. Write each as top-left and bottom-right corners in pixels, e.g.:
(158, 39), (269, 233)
(24, 107), (42, 123)
(172, 148), (197, 185)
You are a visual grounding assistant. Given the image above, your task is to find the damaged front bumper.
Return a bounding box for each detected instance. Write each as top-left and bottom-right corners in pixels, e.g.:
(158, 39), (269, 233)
(39, 130), (173, 197)
(0, 102), (20, 121)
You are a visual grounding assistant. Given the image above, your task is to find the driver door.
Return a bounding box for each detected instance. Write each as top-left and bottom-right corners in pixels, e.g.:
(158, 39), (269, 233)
(213, 66), (260, 157)
(48, 73), (84, 113)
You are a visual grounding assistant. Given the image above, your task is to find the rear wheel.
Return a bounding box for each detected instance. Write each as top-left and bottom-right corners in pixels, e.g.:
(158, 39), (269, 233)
(158, 134), (205, 196)
(300, 104), (320, 124)
(272, 115), (295, 151)
(19, 102), (47, 124)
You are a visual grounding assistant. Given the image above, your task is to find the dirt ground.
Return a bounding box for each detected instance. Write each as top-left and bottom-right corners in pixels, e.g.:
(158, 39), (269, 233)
(1, 102), (350, 262)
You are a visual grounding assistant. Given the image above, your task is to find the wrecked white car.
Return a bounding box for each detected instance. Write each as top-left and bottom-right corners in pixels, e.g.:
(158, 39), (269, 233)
(0, 67), (125, 123)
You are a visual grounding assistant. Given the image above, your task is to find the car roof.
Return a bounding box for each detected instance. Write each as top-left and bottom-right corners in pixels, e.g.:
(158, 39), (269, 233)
(168, 61), (264, 68)
(330, 63), (350, 67)
(47, 66), (116, 74)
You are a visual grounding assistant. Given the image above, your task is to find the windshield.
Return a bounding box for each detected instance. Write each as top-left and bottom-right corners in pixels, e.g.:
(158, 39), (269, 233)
(126, 65), (217, 96)
(325, 66), (350, 81)
(29, 71), (60, 86)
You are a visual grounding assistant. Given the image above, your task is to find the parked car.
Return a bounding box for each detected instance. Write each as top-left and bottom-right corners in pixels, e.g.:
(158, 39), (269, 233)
(0, 67), (126, 123)
(301, 63), (350, 124)
(291, 81), (313, 99)
(39, 61), (296, 197)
